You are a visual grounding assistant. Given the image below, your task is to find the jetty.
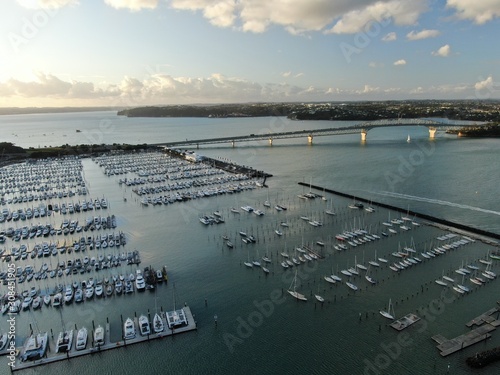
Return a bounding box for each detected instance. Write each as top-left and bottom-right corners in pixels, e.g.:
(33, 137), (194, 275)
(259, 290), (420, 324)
(432, 306), (500, 357)
(11, 305), (197, 372)
(299, 182), (500, 242)
(390, 313), (421, 331)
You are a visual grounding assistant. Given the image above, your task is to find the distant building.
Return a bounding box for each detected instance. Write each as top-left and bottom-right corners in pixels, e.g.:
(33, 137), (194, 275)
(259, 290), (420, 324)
(185, 152), (203, 162)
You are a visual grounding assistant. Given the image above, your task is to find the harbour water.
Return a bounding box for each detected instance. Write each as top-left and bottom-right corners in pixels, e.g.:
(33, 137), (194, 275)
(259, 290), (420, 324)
(1, 111), (500, 374)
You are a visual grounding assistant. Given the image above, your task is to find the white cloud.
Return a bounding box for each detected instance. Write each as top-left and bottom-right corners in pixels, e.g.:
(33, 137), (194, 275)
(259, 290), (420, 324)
(446, 0), (500, 24)
(294, 73), (304, 78)
(3, 71), (496, 106)
(16, 0), (78, 9)
(432, 44), (451, 57)
(326, 0), (428, 34)
(168, 1), (429, 35)
(382, 32), (397, 41)
(474, 76), (494, 91)
(281, 71), (291, 78)
(104, 0), (158, 11)
(369, 61), (384, 68)
(406, 29), (440, 40)
(393, 59), (406, 66)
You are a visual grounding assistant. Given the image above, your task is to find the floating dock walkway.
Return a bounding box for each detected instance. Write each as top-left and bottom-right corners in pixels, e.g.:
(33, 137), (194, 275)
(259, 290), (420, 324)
(11, 306), (197, 372)
(432, 307), (500, 357)
(390, 313), (421, 331)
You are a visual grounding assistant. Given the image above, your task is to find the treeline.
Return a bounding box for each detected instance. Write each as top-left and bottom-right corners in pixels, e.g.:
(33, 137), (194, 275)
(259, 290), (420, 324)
(448, 123), (500, 137)
(1, 142), (157, 163)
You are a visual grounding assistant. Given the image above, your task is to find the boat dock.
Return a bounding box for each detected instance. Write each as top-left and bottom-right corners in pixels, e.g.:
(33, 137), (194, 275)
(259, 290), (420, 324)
(432, 307), (500, 357)
(466, 307), (500, 328)
(11, 306), (197, 372)
(300, 182), (500, 242)
(390, 313), (421, 331)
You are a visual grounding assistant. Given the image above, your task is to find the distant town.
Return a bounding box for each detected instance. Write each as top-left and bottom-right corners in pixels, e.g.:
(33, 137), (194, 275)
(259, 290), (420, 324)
(116, 100), (500, 123)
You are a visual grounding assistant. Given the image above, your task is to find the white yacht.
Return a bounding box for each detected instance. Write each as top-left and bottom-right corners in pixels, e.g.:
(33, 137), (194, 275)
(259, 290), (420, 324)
(139, 315), (151, 336)
(75, 327), (88, 350)
(123, 318), (136, 339)
(94, 325), (104, 346)
(135, 271), (146, 291)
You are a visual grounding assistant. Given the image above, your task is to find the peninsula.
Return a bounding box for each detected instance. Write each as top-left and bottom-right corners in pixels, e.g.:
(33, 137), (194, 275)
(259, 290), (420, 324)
(117, 100), (500, 123)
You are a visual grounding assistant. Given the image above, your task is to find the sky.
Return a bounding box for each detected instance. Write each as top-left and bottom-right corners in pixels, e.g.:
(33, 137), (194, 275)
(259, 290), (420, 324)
(0, 0), (499, 107)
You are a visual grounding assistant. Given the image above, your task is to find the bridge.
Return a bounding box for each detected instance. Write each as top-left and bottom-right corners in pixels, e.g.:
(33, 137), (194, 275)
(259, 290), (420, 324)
(155, 118), (485, 148)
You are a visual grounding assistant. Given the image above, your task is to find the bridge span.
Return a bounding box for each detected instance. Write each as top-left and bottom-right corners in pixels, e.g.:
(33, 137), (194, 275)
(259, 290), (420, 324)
(154, 118), (485, 148)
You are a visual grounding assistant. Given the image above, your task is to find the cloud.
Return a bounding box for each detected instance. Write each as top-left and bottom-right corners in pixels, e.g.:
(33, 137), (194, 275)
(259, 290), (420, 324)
(474, 76), (494, 91)
(369, 61), (384, 68)
(326, 0), (428, 34)
(382, 32), (397, 41)
(393, 59), (406, 66)
(432, 44), (451, 57)
(3, 71), (496, 106)
(406, 29), (440, 40)
(104, 0), (158, 11)
(168, 1), (429, 35)
(16, 0), (78, 9)
(446, 0), (500, 24)
(281, 71), (303, 78)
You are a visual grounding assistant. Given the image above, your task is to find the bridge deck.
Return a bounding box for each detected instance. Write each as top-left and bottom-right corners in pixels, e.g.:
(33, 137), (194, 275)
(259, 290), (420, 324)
(154, 119), (483, 148)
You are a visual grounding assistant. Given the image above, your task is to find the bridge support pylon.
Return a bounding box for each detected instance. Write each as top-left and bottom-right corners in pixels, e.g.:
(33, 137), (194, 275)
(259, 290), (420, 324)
(428, 127), (437, 139)
(269, 138), (273, 146)
(308, 134), (313, 145)
(361, 130), (367, 142)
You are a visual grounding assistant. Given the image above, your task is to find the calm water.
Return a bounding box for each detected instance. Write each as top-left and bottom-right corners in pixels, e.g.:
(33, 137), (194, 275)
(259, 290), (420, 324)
(1, 111), (499, 375)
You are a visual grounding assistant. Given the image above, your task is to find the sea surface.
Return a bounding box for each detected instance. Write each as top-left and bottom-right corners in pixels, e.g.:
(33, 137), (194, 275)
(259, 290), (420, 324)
(0, 111), (499, 375)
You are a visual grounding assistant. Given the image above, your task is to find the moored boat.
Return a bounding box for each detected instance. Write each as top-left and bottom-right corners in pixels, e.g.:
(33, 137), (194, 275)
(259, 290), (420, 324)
(123, 318), (136, 339)
(21, 332), (48, 361)
(75, 327), (88, 350)
(139, 314), (151, 336)
(56, 330), (73, 353)
(153, 313), (164, 333)
(94, 325), (105, 346)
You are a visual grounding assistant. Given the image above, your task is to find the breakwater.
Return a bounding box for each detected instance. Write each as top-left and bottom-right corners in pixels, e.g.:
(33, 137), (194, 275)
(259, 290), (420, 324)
(299, 182), (500, 242)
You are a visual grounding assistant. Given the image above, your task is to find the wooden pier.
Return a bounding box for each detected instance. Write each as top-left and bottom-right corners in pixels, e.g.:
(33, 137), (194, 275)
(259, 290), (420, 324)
(432, 307), (500, 357)
(11, 306), (197, 372)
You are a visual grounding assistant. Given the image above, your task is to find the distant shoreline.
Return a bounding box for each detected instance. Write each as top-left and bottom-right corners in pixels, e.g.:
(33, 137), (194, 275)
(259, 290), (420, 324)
(1, 100), (500, 123)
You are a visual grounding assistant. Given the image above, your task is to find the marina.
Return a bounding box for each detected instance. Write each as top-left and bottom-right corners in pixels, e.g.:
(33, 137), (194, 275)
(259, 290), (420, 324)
(10, 306), (196, 371)
(1, 112), (500, 375)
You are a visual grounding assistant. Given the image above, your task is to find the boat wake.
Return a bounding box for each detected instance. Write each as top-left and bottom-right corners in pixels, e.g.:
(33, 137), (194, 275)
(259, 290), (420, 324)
(375, 191), (500, 217)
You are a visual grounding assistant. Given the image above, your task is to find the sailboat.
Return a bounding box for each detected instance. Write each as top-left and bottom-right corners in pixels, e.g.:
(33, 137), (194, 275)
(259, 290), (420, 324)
(287, 269), (307, 301)
(380, 299), (395, 320)
(364, 265), (377, 284)
(252, 249), (262, 267)
(263, 189), (271, 208)
(262, 246), (272, 264)
(325, 198), (336, 216)
(153, 313), (164, 333)
(407, 134), (411, 143)
(244, 251), (253, 268)
(314, 290), (325, 303)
